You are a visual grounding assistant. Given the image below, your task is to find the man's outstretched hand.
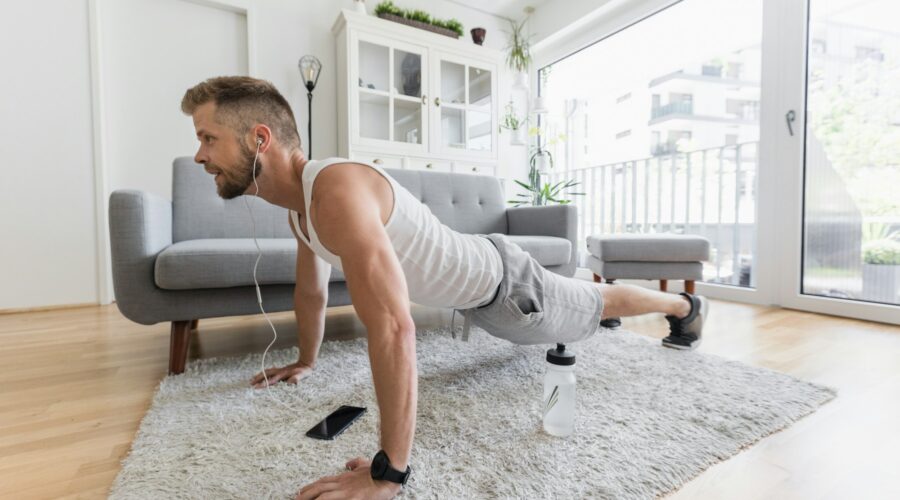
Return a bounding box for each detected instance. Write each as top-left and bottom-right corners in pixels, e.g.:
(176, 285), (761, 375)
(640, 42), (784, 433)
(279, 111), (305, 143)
(296, 457), (402, 500)
(250, 361), (313, 388)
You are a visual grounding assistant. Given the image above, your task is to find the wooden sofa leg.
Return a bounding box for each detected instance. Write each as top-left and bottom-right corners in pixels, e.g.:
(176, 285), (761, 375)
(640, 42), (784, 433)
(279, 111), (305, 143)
(190, 319), (199, 330)
(169, 320), (191, 375)
(659, 279), (668, 292)
(592, 273), (601, 283)
(685, 280), (695, 294)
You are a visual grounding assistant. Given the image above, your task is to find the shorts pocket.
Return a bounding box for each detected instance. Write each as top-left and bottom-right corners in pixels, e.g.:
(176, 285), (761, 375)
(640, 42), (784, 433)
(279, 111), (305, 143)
(503, 293), (544, 324)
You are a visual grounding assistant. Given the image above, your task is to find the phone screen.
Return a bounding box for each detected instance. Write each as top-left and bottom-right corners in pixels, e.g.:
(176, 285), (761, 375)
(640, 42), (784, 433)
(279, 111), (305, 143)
(305, 405), (367, 440)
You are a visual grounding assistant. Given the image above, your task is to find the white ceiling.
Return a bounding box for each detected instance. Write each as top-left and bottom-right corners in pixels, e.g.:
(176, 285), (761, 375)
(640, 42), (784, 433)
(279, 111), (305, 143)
(445, 0), (551, 21)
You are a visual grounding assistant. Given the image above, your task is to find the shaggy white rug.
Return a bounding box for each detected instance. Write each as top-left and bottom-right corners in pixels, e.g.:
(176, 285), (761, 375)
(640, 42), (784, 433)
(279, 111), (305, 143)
(110, 326), (835, 499)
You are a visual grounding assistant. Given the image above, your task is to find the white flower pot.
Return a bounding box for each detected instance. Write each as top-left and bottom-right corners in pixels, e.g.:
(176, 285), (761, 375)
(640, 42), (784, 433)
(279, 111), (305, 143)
(511, 127), (527, 145)
(532, 95), (549, 114)
(512, 72), (529, 91)
(862, 263), (900, 303)
(534, 153), (551, 171)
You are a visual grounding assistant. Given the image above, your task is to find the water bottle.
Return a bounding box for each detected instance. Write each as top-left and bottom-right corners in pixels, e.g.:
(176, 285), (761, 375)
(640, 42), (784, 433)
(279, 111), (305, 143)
(543, 343), (576, 437)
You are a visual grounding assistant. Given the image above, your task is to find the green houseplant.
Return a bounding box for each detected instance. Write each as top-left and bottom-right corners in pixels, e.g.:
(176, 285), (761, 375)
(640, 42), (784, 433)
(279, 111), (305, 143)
(499, 101), (526, 145)
(509, 131), (584, 207)
(374, 1), (463, 38)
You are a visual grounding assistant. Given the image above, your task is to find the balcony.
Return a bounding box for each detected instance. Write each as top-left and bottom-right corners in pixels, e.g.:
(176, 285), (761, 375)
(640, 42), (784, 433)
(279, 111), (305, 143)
(651, 101), (694, 119)
(543, 143), (759, 287)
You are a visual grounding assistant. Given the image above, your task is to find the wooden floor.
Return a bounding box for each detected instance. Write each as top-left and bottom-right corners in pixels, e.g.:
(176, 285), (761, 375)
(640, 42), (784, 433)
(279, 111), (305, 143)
(1, 296), (898, 499)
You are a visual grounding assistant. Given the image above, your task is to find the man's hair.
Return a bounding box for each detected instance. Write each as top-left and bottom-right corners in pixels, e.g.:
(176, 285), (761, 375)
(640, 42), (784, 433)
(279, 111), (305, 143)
(181, 76), (302, 149)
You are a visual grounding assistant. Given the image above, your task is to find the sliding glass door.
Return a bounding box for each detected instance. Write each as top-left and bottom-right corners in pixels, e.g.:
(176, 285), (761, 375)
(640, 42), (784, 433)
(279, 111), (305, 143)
(533, 0), (900, 322)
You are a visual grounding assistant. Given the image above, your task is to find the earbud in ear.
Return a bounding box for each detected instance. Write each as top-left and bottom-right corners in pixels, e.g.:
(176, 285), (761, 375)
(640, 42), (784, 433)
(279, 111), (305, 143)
(256, 137), (263, 145)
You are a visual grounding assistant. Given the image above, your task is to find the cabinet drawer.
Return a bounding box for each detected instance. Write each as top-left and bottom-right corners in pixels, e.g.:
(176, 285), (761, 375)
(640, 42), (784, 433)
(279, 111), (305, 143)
(407, 158), (452, 172)
(351, 154), (402, 169)
(452, 163), (496, 177)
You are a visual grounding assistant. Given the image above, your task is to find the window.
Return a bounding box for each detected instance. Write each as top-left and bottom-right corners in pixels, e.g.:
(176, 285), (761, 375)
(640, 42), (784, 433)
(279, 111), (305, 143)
(855, 45), (884, 61)
(616, 130), (632, 139)
(616, 92), (632, 104)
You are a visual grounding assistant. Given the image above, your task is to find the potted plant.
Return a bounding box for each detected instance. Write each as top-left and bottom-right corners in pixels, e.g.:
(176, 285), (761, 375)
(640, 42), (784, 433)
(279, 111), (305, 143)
(509, 133), (583, 207)
(499, 101), (526, 145)
(861, 237), (900, 303)
(374, 1), (463, 38)
(504, 17), (532, 89)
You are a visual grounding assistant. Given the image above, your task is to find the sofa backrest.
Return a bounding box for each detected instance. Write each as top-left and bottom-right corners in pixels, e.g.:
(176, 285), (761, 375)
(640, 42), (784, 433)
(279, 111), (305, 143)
(384, 168), (508, 235)
(172, 157), (508, 242)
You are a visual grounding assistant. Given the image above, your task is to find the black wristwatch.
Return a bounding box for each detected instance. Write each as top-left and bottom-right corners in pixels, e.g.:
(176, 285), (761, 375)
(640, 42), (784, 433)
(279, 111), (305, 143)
(370, 450), (411, 486)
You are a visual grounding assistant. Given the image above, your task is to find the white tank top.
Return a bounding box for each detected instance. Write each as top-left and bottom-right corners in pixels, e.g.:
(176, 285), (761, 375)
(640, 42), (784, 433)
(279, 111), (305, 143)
(289, 158), (503, 309)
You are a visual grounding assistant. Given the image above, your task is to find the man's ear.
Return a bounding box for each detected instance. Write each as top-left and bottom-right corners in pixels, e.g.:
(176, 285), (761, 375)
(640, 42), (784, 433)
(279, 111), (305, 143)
(250, 125), (273, 152)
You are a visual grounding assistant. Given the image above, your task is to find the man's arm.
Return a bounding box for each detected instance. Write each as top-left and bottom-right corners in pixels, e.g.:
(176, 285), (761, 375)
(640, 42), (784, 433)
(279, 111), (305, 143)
(250, 212), (331, 388)
(295, 165), (414, 500)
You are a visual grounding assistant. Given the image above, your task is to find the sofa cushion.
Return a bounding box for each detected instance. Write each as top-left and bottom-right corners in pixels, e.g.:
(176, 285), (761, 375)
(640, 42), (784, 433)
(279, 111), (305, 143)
(586, 234), (710, 262)
(505, 235), (572, 267)
(155, 239), (345, 290)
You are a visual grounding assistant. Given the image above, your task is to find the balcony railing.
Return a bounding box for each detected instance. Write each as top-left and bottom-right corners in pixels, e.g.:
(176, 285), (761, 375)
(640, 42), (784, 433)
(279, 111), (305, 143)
(651, 101), (694, 119)
(544, 142), (759, 287)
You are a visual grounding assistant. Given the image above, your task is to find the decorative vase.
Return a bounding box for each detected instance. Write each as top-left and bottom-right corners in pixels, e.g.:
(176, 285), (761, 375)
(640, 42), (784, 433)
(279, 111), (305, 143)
(532, 95), (549, 114)
(512, 72), (529, 91)
(471, 27), (486, 45)
(534, 152), (551, 172)
(353, 0), (367, 14)
(511, 127), (527, 145)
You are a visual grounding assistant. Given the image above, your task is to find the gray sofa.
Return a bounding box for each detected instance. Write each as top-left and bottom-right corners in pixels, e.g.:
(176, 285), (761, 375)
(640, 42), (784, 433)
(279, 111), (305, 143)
(109, 157), (578, 374)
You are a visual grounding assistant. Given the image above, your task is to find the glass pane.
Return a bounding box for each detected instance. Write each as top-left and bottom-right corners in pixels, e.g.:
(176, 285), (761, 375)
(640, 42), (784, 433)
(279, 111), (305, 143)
(358, 41), (388, 92)
(468, 66), (491, 108)
(394, 99), (422, 144)
(802, 0), (900, 305)
(467, 110), (491, 151)
(394, 49), (422, 97)
(359, 92), (389, 141)
(538, 0), (762, 287)
(441, 108), (465, 149)
(441, 61), (465, 104)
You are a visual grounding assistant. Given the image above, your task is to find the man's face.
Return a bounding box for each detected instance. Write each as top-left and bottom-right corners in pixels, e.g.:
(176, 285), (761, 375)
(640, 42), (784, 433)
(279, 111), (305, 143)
(192, 102), (261, 200)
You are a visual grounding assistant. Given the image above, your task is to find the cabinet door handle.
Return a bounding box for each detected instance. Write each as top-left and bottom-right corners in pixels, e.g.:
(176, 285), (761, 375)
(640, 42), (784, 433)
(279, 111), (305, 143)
(434, 97), (441, 107)
(373, 158), (383, 165)
(421, 94), (427, 105)
(471, 167), (478, 172)
(425, 163), (433, 169)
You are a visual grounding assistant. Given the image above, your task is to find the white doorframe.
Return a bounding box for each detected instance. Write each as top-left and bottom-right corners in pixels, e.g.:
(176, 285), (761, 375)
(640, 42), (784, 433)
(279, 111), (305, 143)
(87, 0), (256, 305)
(771, 0), (900, 325)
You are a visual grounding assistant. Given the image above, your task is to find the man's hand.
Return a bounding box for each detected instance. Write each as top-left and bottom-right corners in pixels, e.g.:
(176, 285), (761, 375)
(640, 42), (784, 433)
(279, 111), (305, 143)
(250, 361), (313, 388)
(296, 457), (402, 500)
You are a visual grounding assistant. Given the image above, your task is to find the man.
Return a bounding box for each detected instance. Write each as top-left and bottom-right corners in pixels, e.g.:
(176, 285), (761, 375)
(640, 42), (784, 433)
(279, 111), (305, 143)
(182, 76), (709, 500)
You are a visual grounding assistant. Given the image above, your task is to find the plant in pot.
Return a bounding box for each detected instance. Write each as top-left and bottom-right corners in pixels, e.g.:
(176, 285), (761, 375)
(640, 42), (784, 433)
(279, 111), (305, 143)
(499, 101), (527, 145)
(508, 131), (583, 207)
(505, 17), (533, 90)
(861, 223), (900, 303)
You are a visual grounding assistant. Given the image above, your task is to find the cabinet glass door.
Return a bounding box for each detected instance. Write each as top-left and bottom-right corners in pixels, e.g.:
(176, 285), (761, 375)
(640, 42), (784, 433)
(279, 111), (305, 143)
(435, 55), (495, 158)
(354, 35), (426, 151)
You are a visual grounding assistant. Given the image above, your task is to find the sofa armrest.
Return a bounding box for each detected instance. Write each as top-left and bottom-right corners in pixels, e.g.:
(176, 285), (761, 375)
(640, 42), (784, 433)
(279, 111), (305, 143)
(507, 204), (578, 276)
(108, 190), (172, 324)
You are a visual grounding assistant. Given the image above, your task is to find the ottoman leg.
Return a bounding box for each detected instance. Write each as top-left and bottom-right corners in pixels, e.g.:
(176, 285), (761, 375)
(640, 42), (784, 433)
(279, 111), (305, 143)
(685, 280), (695, 294)
(599, 278), (621, 329)
(659, 279), (668, 292)
(592, 273), (601, 283)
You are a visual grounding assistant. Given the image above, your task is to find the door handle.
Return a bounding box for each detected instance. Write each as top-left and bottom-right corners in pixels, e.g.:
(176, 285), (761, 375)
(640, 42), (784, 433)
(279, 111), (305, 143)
(421, 94), (427, 106)
(434, 97), (441, 107)
(785, 110), (796, 136)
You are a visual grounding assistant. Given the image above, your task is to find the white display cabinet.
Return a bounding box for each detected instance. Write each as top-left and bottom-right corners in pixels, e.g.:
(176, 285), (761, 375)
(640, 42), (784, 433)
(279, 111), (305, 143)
(333, 9), (502, 175)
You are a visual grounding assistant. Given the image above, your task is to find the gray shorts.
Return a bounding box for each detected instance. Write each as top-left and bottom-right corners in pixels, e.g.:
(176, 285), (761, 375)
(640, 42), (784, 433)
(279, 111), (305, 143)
(459, 233), (604, 345)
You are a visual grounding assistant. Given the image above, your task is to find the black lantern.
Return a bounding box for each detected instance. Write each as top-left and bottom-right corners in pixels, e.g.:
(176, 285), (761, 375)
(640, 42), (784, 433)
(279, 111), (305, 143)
(298, 55), (322, 158)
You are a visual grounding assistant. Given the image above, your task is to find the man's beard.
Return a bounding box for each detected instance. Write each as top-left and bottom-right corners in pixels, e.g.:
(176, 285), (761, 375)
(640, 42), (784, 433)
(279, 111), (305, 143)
(216, 142), (262, 200)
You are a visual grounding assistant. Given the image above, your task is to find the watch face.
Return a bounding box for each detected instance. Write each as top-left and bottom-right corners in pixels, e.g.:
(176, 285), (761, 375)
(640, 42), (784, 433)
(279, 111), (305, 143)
(371, 452), (388, 478)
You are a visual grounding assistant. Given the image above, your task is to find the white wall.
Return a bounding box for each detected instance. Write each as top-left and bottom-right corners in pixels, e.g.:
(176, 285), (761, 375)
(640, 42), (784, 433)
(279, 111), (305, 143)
(0, 0), (524, 310)
(0, 0), (99, 310)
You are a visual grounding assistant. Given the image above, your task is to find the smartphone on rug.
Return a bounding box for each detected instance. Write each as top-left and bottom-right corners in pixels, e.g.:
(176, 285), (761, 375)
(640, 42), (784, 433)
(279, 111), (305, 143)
(305, 405), (367, 440)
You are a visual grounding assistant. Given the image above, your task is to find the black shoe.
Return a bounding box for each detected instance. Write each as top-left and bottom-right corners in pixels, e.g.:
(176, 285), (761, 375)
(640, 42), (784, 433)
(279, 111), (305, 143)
(600, 318), (621, 328)
(662, 293), (708, 351)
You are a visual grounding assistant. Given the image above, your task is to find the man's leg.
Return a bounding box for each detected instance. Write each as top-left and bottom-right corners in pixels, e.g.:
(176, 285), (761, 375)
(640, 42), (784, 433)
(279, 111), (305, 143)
(596, 282), (690, 320)
(595, 282), (708, 350)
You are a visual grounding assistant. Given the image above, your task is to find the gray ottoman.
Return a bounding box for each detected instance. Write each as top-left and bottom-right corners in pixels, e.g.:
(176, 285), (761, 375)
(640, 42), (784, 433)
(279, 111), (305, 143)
(586, 234), (710, 293)
(587, 234), (710, 327)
